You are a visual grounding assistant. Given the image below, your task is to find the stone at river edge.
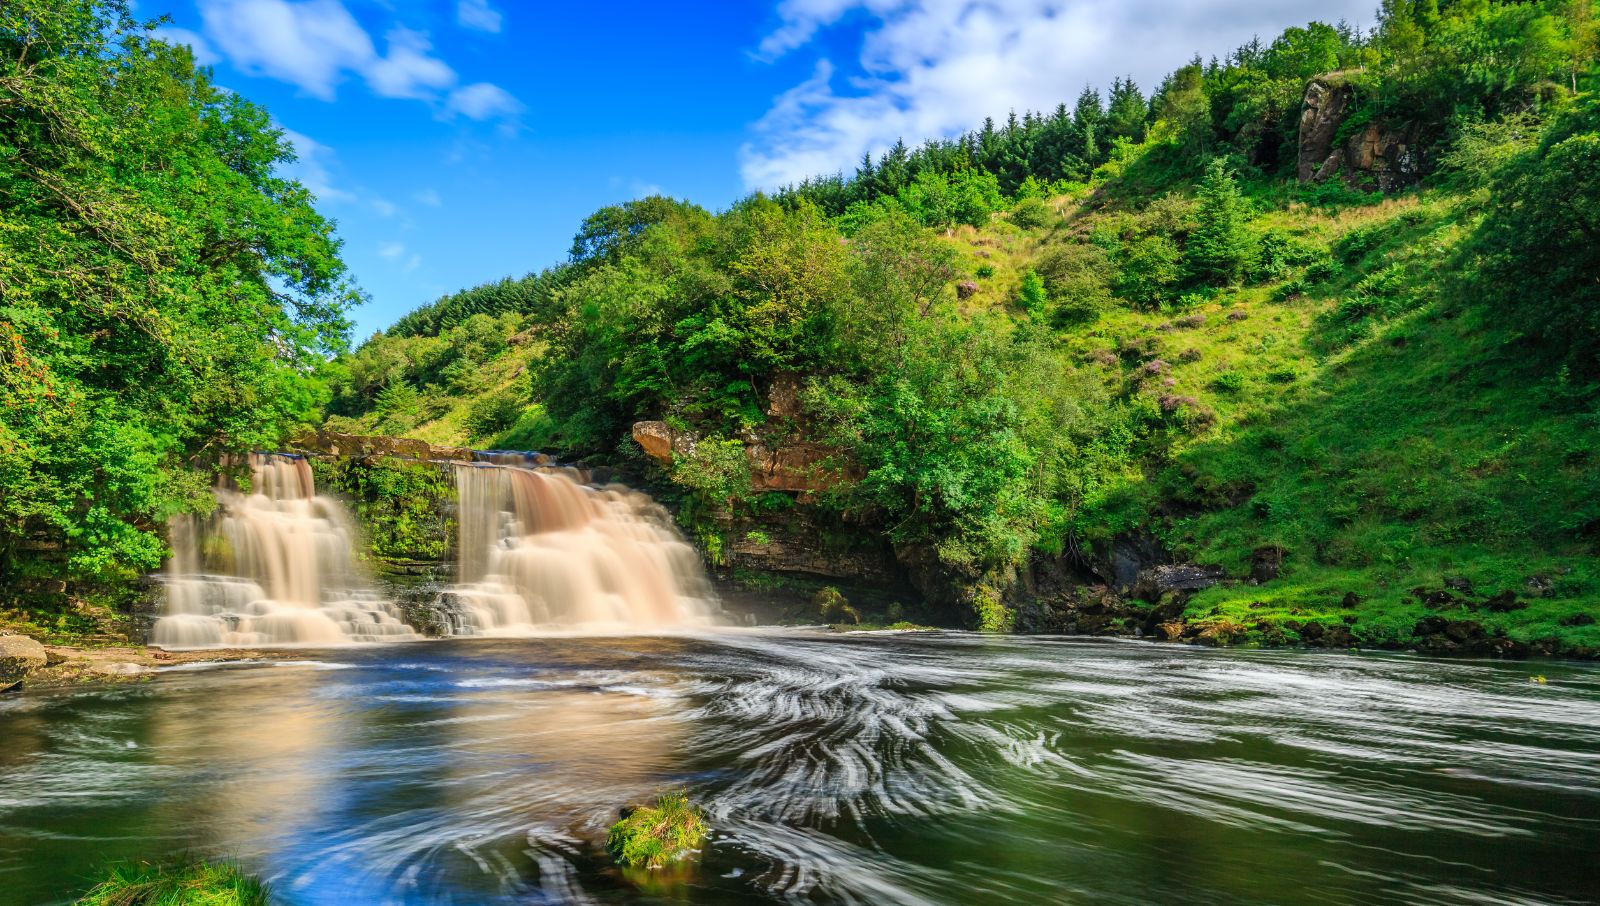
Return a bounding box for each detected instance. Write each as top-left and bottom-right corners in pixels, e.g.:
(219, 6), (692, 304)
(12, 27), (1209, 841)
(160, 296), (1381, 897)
(0, 634), (48, 685)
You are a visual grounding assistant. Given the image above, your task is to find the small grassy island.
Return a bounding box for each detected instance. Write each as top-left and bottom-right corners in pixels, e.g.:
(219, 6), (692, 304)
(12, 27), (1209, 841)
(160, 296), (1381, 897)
(607, 793), (710, 870)
(76, 860), (269, 906)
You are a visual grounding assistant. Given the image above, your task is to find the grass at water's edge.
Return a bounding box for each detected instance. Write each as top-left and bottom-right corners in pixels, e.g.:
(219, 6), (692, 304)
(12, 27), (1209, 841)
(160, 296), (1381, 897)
(75, 860), (268, 906)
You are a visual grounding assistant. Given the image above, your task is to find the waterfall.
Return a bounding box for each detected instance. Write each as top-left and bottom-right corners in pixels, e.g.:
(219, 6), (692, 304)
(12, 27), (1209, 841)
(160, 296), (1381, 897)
(152, 454), (416, 648)
(437, 463), (720, 634)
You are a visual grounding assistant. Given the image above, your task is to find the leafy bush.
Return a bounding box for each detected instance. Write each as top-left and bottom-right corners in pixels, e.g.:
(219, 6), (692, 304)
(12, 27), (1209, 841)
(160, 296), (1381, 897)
(1009, 196), (1053, 230)
(465, 390), (523, 440)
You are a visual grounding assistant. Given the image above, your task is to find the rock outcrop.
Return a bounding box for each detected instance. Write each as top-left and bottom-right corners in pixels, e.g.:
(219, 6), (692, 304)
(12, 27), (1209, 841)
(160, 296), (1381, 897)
(0, 634), (48, 686)
(1298, 73), (1421, 193)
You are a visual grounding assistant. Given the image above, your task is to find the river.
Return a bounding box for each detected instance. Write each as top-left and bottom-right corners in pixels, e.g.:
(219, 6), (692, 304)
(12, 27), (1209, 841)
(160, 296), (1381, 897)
(1, 632), (1596, 904)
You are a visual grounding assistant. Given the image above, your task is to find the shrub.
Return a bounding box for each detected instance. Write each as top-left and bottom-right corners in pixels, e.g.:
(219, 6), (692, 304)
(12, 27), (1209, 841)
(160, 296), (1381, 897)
(1114, 235), (1183, 308)
(607, 793), (708, 869)
(1009, 196), (1053, 230)
(76, 860), (269, 906)
(813, 586), (861, 624)
(1212, 370), (1247, 393)
(464, 390), (523, 440)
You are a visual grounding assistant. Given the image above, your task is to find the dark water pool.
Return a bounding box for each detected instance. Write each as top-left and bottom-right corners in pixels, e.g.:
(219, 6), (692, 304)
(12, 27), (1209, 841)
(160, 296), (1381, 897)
(1, 632), (1597, 904)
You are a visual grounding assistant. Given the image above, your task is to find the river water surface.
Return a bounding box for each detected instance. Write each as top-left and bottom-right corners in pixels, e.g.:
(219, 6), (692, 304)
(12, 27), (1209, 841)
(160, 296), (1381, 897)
(1, 632), (1597, 904)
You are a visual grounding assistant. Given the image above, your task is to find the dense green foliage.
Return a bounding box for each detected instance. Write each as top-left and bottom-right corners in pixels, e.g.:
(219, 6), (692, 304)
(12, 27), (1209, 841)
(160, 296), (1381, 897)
(316, 0), (1600, 645)
(76, 859), (269, 906)
(0, 0), (355, 587)
(309, 459), (456, 563)
(606, 793), (708, 869)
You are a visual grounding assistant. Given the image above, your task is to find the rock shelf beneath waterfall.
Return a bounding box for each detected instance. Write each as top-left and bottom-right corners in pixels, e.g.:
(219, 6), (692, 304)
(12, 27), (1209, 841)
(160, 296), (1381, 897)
(8, 641), (301, 689)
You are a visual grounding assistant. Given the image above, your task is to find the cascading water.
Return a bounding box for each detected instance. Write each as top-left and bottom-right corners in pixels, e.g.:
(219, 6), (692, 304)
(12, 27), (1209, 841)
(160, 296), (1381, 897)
(437, 463), (720, 634)
(152, 454), (416, 648)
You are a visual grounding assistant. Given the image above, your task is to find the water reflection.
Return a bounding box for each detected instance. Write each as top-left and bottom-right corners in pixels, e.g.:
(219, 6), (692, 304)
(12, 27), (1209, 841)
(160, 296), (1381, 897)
(0, 634), (1596, 905)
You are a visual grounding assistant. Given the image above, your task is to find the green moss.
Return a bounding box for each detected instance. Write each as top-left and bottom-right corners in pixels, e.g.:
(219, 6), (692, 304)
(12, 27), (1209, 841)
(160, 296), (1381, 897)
(76, 859), (268, 906)
(606, 793), (708, 870)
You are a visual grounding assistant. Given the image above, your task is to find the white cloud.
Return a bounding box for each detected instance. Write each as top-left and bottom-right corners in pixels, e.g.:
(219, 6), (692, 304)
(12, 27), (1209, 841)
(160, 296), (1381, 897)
(456, 0), (503, 33)
(364, 27), (457, 100)
(199, 0), (374, 101)
(741, 0), (1377, 189)
(447, 82), (523, 121)
(413, 188), (443, 207)
(369, 197), (399, 217)
(194, 0), (521, 122)
(378, 241), (422, 273)
(154, 26), (221, 65)
(277, 127), (354, 201)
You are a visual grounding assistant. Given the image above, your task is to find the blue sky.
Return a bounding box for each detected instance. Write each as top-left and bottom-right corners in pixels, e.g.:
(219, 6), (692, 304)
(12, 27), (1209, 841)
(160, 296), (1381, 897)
(146, 0), (1375, 338)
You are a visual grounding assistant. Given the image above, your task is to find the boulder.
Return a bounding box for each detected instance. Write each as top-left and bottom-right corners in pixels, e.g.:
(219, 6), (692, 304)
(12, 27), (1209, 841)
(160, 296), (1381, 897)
(89, 662), (149, 677)
(1250, 545), (1286, 583)
(630, 421), (679, 466)
(766, 374), (803, 419)
(1131, 564), (1225, 602)
(0, 635), (48, 683)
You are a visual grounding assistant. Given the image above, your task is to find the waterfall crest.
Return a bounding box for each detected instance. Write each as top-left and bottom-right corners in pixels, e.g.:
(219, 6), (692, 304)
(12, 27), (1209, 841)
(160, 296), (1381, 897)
(152, 454), (416, 648)
(438, 463), (720, 634)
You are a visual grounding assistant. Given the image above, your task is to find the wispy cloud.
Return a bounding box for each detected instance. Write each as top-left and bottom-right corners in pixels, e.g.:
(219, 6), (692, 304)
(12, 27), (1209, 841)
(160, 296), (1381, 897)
(456, 0), (503, 33)
(742, 0), (1376, 189)
(446, 82), (524, 121)
(412, 188), (443, 207)
(153, 26), (220, 65)
(193, 0), (520, 124)
(378, 240), (422, 273)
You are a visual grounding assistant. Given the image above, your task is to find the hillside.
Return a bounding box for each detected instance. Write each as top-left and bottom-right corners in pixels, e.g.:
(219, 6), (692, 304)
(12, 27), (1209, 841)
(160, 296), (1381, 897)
(322, 1), (1600, 654)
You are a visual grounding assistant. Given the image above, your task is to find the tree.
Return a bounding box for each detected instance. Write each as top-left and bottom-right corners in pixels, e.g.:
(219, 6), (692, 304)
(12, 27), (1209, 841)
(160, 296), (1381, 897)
(1468, 96), (1600, 371)
(0, 0), (357, 581)
(1187, 158), (1257, 285)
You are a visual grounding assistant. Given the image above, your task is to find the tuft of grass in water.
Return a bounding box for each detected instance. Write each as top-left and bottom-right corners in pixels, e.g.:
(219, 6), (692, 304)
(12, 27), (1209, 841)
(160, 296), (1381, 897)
(76, 859), (268, 906)
(607, 792), (708, 870)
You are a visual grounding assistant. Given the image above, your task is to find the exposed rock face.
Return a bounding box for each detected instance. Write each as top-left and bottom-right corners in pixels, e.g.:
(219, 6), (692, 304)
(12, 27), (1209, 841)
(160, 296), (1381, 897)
(0, 635), (48, 684)
(631, 421), (679, 466)
(746, 442), (856, 494)
(1298, 74), (1421, 193)
(294, 430), (482, 463)
(1131, 564), (1226, 602)
(724, 511), (903, 584)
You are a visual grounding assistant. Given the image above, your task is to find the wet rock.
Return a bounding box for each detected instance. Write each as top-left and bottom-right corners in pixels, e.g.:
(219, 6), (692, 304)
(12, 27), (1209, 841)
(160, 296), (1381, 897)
(0, 635), (47, 684)
(1250, 545), (1287, 583)
(1443, 620), (1483, 644)
(1443, 576), (1475, 595)
(1413, 616), (1449, 637)
(89, 662), (150, 677)
(1341, 591), (1362, 608)
(1484, 591), (1527, 613)
(1156, 621), (1186, 641)
(1412, 587), (1459, 610)
(1559, 613), (1596, 627)
(1131, 564), (1225, 602)
(1525, 575), (1553, 597)
(1299, 621), (1326, 642)
(1322, 624), (1356, 648)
